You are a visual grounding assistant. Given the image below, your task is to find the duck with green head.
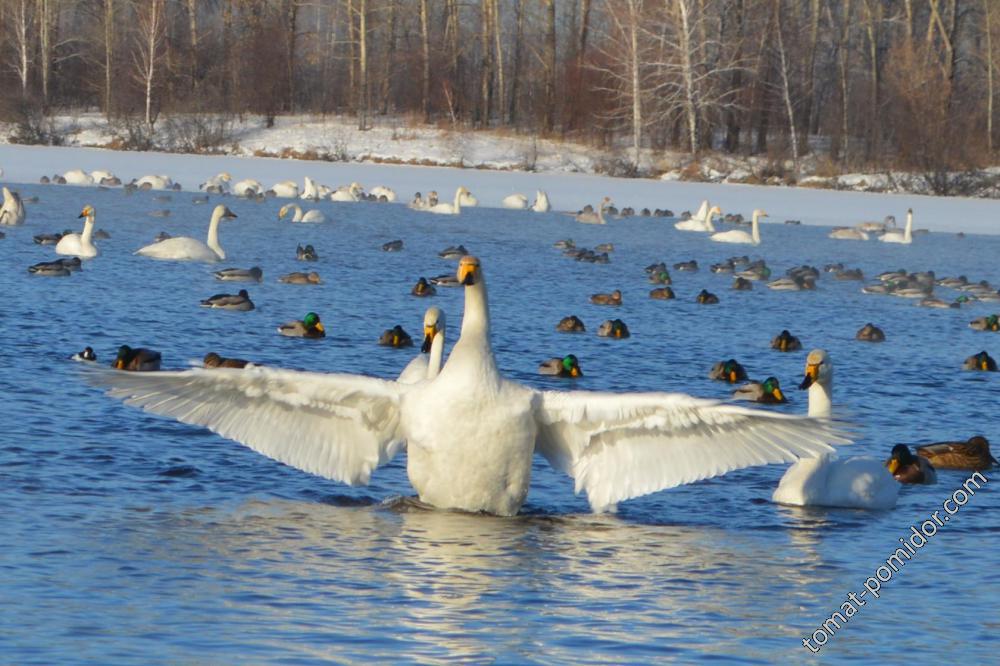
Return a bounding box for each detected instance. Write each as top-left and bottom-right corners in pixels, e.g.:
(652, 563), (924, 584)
(113, 345), (161, 371)
(539, 354), (583, 378)
(709, 359), (748, 383)
(963, 351), (997, 371)
(733, 377), (786, 404)
(597, 319), (630, 339)
(887, 444), (937, 484)
(278, 312), (326, 338)
(969, 314), (1000, 332)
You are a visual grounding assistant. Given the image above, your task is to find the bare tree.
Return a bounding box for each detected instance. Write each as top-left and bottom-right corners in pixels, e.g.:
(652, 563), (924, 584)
(133, 0), (166, 129)
(6, 0), (35, 97)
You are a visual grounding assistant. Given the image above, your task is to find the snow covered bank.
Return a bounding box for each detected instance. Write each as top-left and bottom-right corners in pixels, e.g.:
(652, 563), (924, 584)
(1, 142), (998, 235)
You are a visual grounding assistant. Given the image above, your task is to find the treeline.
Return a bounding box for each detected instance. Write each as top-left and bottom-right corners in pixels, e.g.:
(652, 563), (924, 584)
(1, 0), (996, 174)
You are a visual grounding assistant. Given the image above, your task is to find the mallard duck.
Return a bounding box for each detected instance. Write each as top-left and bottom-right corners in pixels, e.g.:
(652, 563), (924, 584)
(648, 269), (672, 285)
(279, 271), (322, 285)
(696, 289), (719, 304)
(649, 286), (676, 300)
(711, 261), (735, 273)
(200, 289), (254, 311)
(71, 347), (97, 362)
(378, 325), (414, 348)
(278, 312), (326, 338)
(438, 244), (468, 259)
(597, 319), (630, 338)
(732, 277), (753, 291)
(886, 444), (937, 484)
(429, 273), (461, 288)
(856, 323), (886, 342)
(553, 239), (574, 249)
(27, 262), (70, 277)
(709, 359), (748, 383)
(590, 290), (622, 306)
(916, 436), (997, 471)
(214, 266), (263, 282)
(113, 345), (161, 371)
(556, 315), (586, 332)
(674, 260), (699, 272)
(594, 243), (614, 253)
(835, 268), (865, 281)
(733, 377), (786, 404)
(970, 314), (1000, 332)
(919, 297), (962, 309)
(203, 352), (250, 369)
(296, 244), (319, 261)
(382, 239), (404, 252)
(538, 354), (583, 378)
(412, 277), (437, 297)
(645, 261), (667, 274)
(768, 276), (816, 291)
(771, 330), (802, 352)
(963, 351), (998, 371)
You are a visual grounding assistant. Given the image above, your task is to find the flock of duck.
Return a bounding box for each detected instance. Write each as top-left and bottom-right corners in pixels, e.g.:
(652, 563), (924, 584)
(3, 171), (996, 515)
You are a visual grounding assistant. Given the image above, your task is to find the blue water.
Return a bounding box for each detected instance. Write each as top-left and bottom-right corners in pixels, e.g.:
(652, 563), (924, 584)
(1, 184), (998, 664)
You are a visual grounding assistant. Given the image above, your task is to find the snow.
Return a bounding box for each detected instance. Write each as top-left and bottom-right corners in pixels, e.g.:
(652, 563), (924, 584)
(1, 141), (999, 235)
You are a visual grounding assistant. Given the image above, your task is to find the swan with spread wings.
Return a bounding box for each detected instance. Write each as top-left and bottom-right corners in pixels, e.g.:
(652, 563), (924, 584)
(90, 257), (848, 515)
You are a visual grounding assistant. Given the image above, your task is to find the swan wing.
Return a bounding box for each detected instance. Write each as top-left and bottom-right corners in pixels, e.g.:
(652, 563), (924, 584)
(533, 390), (849, 512)
(88, 366), (407, 485)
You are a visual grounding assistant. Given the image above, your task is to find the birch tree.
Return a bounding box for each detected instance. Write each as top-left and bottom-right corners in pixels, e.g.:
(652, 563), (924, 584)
(133, 0), (166, 129)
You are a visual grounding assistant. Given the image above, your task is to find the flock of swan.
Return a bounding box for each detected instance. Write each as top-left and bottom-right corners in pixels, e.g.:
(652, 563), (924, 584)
(3, 169), (996, 517)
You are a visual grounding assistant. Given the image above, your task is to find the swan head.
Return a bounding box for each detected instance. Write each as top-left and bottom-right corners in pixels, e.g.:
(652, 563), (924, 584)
(421, 306), (445, 352)
(212, 205), (238, 221)
(753, 209), (768, 219)
(709, 206), (723, 216)
(303, 312), (325, 335)
(799, 349), (831, 390)
(457, 256), (482, 286)
(78, 205), (95, 219)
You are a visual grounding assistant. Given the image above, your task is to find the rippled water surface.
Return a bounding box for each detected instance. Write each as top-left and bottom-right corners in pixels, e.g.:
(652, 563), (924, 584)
(1, 183), (998, 664)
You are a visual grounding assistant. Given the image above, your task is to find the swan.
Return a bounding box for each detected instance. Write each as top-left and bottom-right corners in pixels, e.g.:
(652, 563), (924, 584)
(55, 205), (99, 258)
(398, 307), (446, 384)
(772, 349), (900, 510)
(711, 209), (766, 245)
(91, 256), (847, 516)
(330, 182), (363, 202)
(278, 203), (326, 223)
(0, 187), (26, 225)
(232, 179), (262, 197)
(63, 169), (94, 185)
(532, 190), (551, 212)
(674, 201), (720, 231)
(878, 209), (913, 244)
(575, 197), (611, 224)
(270, 181), (300, 198)
(136, 174), (174, 190)
(503, 194), (529, 209)
(91, 170), (116, 183)
(829, 227), (870, 240)
(301, 176), (321, 201)
(458, 190), (478, 207)
(370, 185), (397, 202)
(858, 215), (896, 232)
(201, 172), (231, 193)
(427, 187), (470, 215)
(135, 204), (236, 262)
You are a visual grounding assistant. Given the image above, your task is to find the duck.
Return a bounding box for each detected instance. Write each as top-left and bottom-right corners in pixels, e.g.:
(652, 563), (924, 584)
(649, 269), (672, 285)
(556, 315), (586, 333)
(539, 354), (584, 378)
(369, 185), (396, 202)
(438, 244), (468, 259)
(767, 275), (815, 291)
(203, 352), (251, 369)
(878, 208), (914, 244)
(71, 347), (98, 363)
(382, 239), (404, 252)
(696, 289), (719, 304)
(429, 274), (461, 288)
(709, 359), (748, 383)
(149, 209), (171, 218)
(916, 436), (997, 471)
(710, 209), (767, 245)
(269, 180), (300, 198)
(378, 325), (414, 348)
(732, 277), (754, 291)
(597, 319), (630, 339)
(674, 201), (721, 231)
(733, 377), (787, 404)
(771, 330), (802, 352)
(649, 286), (676, 300)
(200, 289), (255, 311)
(427, 187), (470, 215)
(34, 231), (67, 245)
(575, 197), (612, 224)
(834, 268), (865, 281)
(279, 203), (326, 223)
(91, 255), (848, 515)
(590, 289), (622, 306)
(412, 277), (436, 297)
(532, 190), (551, 212)
(829, 227), (870, 240)
(554, 239), (575, 250)
(673, 260), (698, 272)
(296, 244), (319, 261)
(502, 193), (529, 209)
(887, 444), (937, 484)
(919, 297), (962, 309)
(136, 205), (236, 262)
(856, 323), (886, 342)
(0, 187), (26, 225)
(397, 307), (447, 384)
(278, 312), (326, 338)
(113, 345), (161, 371)
(55, 205), (100, 258)
(27, 263), (70, 277)
(409, 192), (427, 210)
(970, 314), (1000, 331)
(214, 267), (263, 282)
(963, 351), (997, 371)
(279, 271), (322, 285)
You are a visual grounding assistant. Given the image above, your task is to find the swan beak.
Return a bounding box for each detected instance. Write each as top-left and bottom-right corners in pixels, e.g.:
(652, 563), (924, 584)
(421, 325), (436, 352)
(772, 387), (785, 402)
(458, 262), (478, 286)
(78, 210), (87, 218)
(799, 364), (818, 390)
(887, 458), (900, 475)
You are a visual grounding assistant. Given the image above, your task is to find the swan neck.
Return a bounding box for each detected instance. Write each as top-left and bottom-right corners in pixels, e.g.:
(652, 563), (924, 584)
(207, 209), (224, 254)
(807, 375), (832, 418)
(751, 213), (760, 244)
(904, 212), (912, 242)
(453, 188), (463, 213)
(291, 204), (303, 221)
(456, 278), (492, 362)
(706, 210), (716, 232)
(80, 214), (95, 243)
(427, 331), (444, 380)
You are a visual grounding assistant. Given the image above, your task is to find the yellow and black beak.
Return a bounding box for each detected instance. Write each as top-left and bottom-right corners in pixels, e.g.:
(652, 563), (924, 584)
(772, 387), (785, 402)
(799, 363), (818, 390)
(458, 263), (477, 286)
(422, 324), (436, 352)
(887, 457), (900, 475)
(78, 209), (88, 218)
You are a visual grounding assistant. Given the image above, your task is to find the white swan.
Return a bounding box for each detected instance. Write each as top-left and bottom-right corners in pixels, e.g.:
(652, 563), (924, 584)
(575, 197), (611, 224)
(829, 227), (870, 240)
(370, 185), (397, 202)
(92, 256), (847, 516)
(135, 204), (236, 262)
(398, 307), (446, 384)
(300, 176), (321, 201)
(674, 201), (721, 231)
(458, 190), (478, 207)
(232, 179), (263, 197)
(772, 349), (899, 510)
(427, 187), (470, 215)
(201, 172), (231, 193)
(91, 170), (116, 183)
(278, 203), (326, 223)
(0, 187), (26, 225)
(55, 205), (99, 258)
(711, 209), (766, 245)
(330, 182), (363, 202)
(270, 180), (300, 198)
(502, 194), (529, 209)
(63, 169), (94, 185)
(136, 174), (173, 190)
(878, 208), (913, 244)
(532, 190), (551, 212)
(858, 215), (895, 232)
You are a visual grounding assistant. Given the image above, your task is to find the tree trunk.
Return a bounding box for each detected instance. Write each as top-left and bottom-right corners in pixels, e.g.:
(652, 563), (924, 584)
(187, 0), (198, 92)
(479, 0), (492, 126)
(380, 0), (398, 115)
(544, 0), (557, 132)
(987, 0), (995, 153)
(677, 0), (699, 154)
(420, 0), (430, 121)
(774, 0), (799, 177)
(493, 0), (505, 124)
(724, 0), (745, 152)
(628, 0), (642, 167)
(508, 0), (523, 124)
(357, 0), (368, 130)
(287, 0), (299, 112)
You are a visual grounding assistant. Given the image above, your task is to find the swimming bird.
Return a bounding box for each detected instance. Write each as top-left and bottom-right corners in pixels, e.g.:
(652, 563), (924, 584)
(201, 172), (232, 193)
(136, 174), (174, 191)
(771, 330), (802, 352)
(708, 359), (748, 383)
(55, 205), (99, 258)
(856, 323), (886, 342)
(597, 319), (630, 339)
(232, 179), (262, 197)
(857, 215), (896, 232)
(798, 349), (832, 417)
(878, 209), (913, 244)
(916, 436), (996, 471)
(269, 180), (300, 198)
(696, 289), (719, 304)
(438, 244), (468, 259)
(113, 346), (161, 371)
(279, 203), (326, 223)
(200, 289), (255, 311)
(963, 351), (997, 371)
(378, 325), (414, 348)
(296, 244), (319, 261)
(34, 231), (67, 245)
(532, 190), (551, 212)
(887, 444), (937, 484)
(72, 347), (98, 362)
(397, 307), (447, 384)
(412, 277), (436, 297)
(214, 267), (263, 282)
(673, 260), (698, 272)
(330, 182), (363, 202)
(649, 269), (672, 285)
(278, 312), (326, 338)
(382, 240), (404, 252)
(590, 290), (622, 306)
(539, 355), (583, 377)
(370, 185), (396, 202)
(732, 277), (753, 291)
(674, 201), (721, 232)
(27, 263), (70, 277)
(733, 377), (787, 404)
(502, 193), (529, 209)
(136, 205), (236, 262)
(970, 315), (999, 332)
(427, 187), (470, 215)
(0, 187), (26, 225)
(649, 287), (676, 300)
(204, 352), (250, 369)
(575, 197), (611, 224)
(556, 316), (586, 333)
(829, 227), (870, 241)
(767, 276), (815, 291)
(711, 209), (766, 245)
(279, 271), (322, 285)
